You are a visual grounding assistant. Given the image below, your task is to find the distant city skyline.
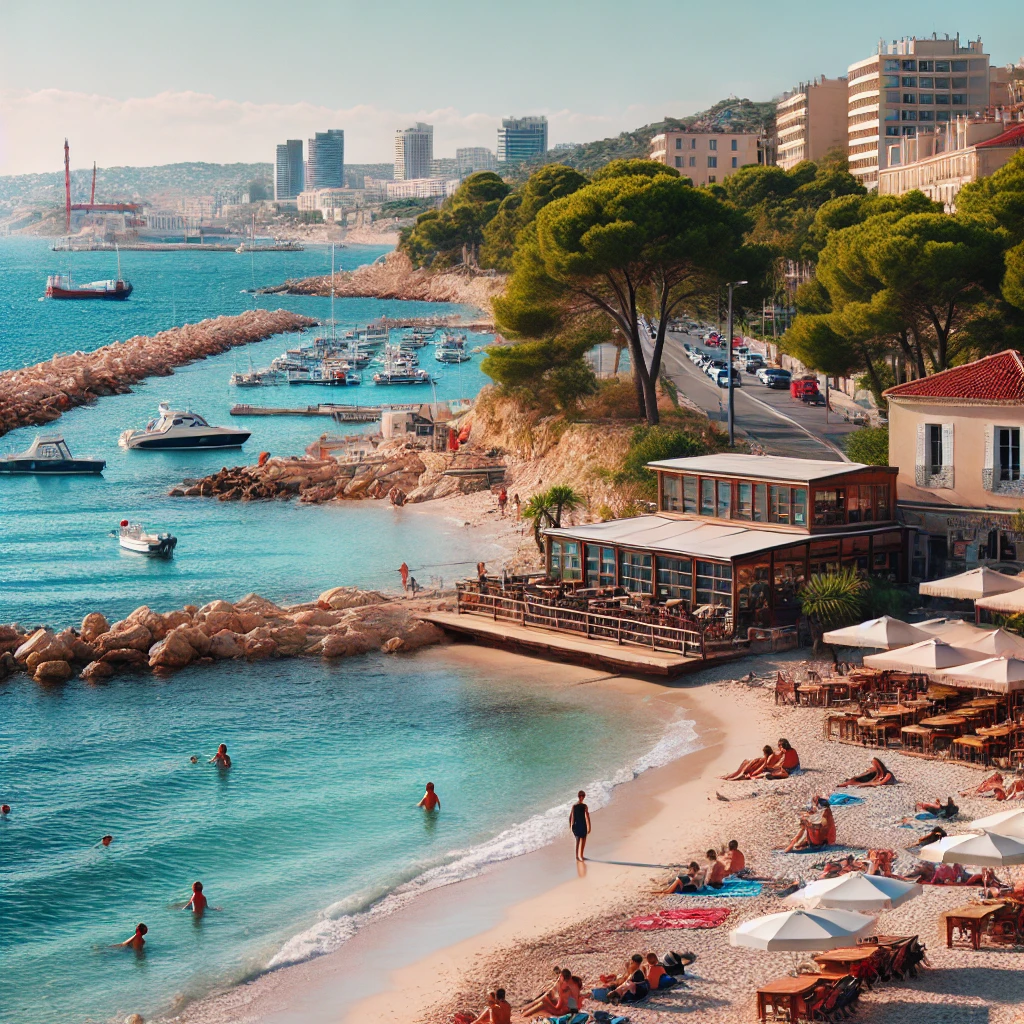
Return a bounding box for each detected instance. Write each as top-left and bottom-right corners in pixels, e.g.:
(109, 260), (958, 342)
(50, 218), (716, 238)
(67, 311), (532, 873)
(0, 0), (1021, 175)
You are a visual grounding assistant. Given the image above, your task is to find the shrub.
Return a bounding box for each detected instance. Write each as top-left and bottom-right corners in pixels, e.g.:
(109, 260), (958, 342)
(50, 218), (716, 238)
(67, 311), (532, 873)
(845, 426), (889, 466)
(615, 424), (708, 497)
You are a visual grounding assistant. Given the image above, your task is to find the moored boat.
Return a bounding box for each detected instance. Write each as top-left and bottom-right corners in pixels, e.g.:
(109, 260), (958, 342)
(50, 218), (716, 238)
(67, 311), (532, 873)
(120, 403), (251, 450)
(0, 434), (105, 475)
(116, 520), (177, 557)
(45, 273), (133, 300)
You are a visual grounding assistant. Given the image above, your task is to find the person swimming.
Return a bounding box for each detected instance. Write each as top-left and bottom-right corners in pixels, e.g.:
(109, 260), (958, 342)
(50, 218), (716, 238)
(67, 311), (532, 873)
(209, 744), (231, 768)
(99, 835), (114, 847)
(418, 782), (441, 811)
(1, 804), (11, 816)
(116, 923), (148, 950)
(184, 881), (208, 914)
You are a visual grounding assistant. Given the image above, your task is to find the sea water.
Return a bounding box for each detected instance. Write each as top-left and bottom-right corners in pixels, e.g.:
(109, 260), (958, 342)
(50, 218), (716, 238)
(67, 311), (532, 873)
(0, 238), (699, 1024)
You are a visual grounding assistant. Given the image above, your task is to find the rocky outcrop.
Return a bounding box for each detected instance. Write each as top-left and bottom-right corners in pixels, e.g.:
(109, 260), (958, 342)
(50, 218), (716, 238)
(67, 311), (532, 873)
(0, 309), (315, 439)
(0, 586), (450, 685)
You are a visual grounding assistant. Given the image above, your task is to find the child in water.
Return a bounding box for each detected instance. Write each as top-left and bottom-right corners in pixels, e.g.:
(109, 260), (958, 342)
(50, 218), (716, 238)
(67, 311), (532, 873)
(116, 923), (148, 950)
(418, 782), (441, 811)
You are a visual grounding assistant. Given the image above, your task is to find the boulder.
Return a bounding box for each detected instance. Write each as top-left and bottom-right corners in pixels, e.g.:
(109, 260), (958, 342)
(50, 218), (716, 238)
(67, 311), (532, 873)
(34, 659), (73, 683)
(14, 628), (66, 665)
(318, 587), (388, 611)
(320, 627), (378, 659)
(98, 648), (149, 666)
(81, 660), (115, 681)
(235, 611), (265, 633)
(125, 606), (171, 642)
(197, 610), (244, 635)
(81, 612), (110, 643)
(289, 608), (341, 628)
(234, 593), (287, 618)
(0, 624), (23, 655)
(162, 610), (193, 631)
(148, 629), (197, 670)
(243, 636), (277, 660)
(0, 651), (18, 680)
(197, 599), (236, 617)
(265, 624), (308, 656)
(95, 623), (153, 655)
(381, 636), (405, 653)
(398, 619), (445, 650)
(208, 630), (244, 660)
(55, 629), (98, 663)
(177, 626), (212, 656)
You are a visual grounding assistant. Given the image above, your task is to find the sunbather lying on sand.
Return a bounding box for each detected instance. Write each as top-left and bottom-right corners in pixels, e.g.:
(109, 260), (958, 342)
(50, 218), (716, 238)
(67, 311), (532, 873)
(720, 745), (775, 781)
(985, 778), (1024, 801)
(784, 798), (835, 852)
(818, 854), (867, 879)
(721, 740), (799, 781)
(915, 796), (959, 818)
(836, 757), (895, 787)
(908, 826), (947, 848)
(960, 772), (1004, 797)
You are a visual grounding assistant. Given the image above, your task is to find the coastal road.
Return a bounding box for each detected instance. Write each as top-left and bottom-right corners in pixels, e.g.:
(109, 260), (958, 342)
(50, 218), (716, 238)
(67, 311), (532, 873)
(656, 330), (864, 462)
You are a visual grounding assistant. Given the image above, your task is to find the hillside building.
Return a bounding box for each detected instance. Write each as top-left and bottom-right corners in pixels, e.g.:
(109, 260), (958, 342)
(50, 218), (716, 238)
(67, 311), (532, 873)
(776, 77), (849, 170)
(649, 130), (760, 185)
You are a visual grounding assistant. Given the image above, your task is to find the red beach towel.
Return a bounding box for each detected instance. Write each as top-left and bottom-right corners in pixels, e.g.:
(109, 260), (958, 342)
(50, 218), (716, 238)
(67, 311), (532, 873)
(623, 908), (731, 930)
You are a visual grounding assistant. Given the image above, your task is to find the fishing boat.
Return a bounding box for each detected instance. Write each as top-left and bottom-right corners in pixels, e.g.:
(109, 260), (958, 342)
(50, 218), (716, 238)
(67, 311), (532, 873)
(364, 321), (390, 345)
(434, 332), (470, 363)
(46, 245), (132, 300)
(372, 347), (434, 385)
(120, 403), (251, 450)
(229, 368), (284, 387)
(116, 520), (177, 557)
(287, 365), (361, 386)
(0, 434), (105, 475)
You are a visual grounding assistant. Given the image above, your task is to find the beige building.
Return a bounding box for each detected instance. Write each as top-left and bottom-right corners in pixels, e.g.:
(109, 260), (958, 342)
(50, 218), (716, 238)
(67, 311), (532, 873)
(649, 130), (760, 186)
(886, 351), (1024, 574)
(776, 77), (849, 170)
(847, 35), (990, 189)
(878, 117), (1024, 210)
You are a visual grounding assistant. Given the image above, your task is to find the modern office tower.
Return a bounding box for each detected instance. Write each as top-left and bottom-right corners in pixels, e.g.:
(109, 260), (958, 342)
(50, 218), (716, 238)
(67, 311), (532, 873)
(847, 34), (990, 188)
(497, 116), (549, 163)
(649, 130), (761, 185)
(274, 139), (304, 200)
(394, 123), (434, 180)
(776, 77), (849, 170)
(456, 147), (498, 177)
(307, 130), (345, 189)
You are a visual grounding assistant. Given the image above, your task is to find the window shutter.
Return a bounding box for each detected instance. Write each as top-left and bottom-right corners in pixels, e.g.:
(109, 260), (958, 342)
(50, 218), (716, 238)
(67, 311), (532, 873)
(915, 423), (927, 487)
(983, 426), (995, 492)
(940, 422), (954, 487)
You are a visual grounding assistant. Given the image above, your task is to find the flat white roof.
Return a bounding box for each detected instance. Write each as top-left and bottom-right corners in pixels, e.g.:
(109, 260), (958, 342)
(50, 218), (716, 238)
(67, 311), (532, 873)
(647, 454), (869, 482)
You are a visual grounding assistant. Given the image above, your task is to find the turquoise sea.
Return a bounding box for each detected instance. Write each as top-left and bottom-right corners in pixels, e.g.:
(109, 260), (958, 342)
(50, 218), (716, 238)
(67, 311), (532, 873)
(0, 238), (697, 1024)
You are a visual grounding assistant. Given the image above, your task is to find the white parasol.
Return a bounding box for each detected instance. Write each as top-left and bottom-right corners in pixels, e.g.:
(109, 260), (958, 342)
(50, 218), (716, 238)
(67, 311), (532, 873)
(976, 587), (1024, 615)
(968, 808), (1024, 839)
(919, 830), (1024, 867)
(933, 655), (1024, 693)
(961, 629), (1024, 658)
(918, 619), (1001, 645)
(729, 908), (876, 952)
(822, 616), (930, 650)
(862, 637), (977, 673)
(919, 566), (1024, 601)
(784, 872), (921, 913)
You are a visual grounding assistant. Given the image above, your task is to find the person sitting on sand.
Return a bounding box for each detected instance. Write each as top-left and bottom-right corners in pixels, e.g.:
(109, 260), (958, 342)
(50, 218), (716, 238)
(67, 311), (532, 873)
(819, 854), (867, 879)
(836, 757), (895, 788)
(418, 782), (441, 811)
(608, 954), (651, 1005)
(916, 796), (959, 819)
(521, 968), (572, 1018)
(654, 861), (704, 894)
(643, 952), (667, 990)
(902, 860), (936, 883)
(209, 744), (231, 768)
(960, 772), (1004, 797)
(931, 862), (966, 885)
(116, 923), (148, 950)
(705, 849), (726, 889)
(469, 991), (498, 1024)
(490, 989), (511, 1024)
(784, 798), (835, 852)
(751, 738), (800, 779)
(908, 826), (947, 849)
(721, 745), (775, 781)
(724, 839), (745, 876)
(184, 881), (207, 914)
(865, 848), (895, 877)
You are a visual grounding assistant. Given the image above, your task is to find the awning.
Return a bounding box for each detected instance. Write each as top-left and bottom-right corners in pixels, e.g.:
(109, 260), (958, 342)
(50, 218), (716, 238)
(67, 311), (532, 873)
(933, 656), (1024, 693)
(919, 566), (1024, 601)
(960, 629), (1024, 658)
(862, 637), (977, 672)
(822, 616), (929, 650)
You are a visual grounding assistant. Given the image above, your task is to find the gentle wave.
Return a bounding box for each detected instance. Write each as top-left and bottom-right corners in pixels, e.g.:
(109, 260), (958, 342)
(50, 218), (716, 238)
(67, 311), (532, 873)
(266, 707), (700, 970)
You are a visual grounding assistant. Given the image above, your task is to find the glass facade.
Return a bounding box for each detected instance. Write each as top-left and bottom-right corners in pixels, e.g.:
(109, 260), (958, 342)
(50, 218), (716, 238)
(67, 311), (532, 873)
(619, 550), (653, 593)
(656, 557), (693, 602)
(683, 475), (698, 514)
(550, 539), (582, 580)
(663, 474), (681, 511)
(696, 561), (732, 606)
(585, 545), (616, 587)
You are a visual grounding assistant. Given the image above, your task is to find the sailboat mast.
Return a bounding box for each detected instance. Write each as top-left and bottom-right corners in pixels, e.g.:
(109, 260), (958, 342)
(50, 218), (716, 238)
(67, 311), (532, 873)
(331, 243), (336, 344)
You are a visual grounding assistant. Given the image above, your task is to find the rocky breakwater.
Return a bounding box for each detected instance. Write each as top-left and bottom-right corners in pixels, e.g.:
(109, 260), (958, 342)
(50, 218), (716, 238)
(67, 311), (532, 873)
(0, 587), (448, 684)
(169, 442), (505, 504)
(0, 309), (316, 439)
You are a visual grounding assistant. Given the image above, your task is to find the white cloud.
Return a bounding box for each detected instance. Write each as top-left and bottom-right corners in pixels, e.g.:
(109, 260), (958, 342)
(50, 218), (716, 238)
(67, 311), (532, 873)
(0, 89), (675, 175)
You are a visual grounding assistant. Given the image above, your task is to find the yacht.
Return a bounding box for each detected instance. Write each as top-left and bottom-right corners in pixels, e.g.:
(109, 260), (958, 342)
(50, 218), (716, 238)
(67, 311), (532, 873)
(435, 332), (470, 363)
(0, 434), (105, 475)
(287, 364), (361, 386)
(117, 520), (177, 557)
(119, 403), (251, 450)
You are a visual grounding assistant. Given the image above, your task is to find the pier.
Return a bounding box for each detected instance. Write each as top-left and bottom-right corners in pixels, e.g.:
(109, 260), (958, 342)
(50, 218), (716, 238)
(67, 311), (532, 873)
(230, 399), (474, 422)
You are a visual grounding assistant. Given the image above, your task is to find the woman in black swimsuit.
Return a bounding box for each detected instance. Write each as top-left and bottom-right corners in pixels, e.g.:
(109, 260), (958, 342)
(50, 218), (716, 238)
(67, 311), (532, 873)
(570, 790), (591, 861)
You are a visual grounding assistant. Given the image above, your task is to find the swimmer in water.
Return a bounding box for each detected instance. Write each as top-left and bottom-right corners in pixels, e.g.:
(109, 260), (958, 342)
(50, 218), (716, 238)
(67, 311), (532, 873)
(209, 744), (231, 768)
(99, 835), (114, 847)
(189, 756), (198, 764)
(184, 881), (208, 914)
(116, 923), (148, 950)
(418, 782), (441, 811)
(1, 804), (10, 816)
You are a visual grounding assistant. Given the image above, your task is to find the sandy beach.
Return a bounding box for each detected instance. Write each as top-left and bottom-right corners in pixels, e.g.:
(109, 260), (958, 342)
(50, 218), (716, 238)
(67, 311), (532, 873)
(163, 643), (1024, 1024)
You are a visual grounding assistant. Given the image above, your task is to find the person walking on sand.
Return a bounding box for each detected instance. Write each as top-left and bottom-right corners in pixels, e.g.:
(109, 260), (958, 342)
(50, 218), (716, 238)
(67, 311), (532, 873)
(570, 790), (591, 861)
(209, 744), (231, 768)
(513, 493), (521, 519)
(399, 562), (410, 591)
(418, 782), (441, 811)
(408, 576), (420, 596)
(497, 486), (508, 517)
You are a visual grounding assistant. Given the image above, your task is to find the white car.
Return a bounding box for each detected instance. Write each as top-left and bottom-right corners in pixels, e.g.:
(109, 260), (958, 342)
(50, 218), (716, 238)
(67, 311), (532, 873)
(705, 359), (726, 377)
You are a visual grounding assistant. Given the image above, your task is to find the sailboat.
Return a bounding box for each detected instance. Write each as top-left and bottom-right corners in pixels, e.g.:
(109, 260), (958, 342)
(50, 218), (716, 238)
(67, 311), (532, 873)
(46, 244), (132, 300)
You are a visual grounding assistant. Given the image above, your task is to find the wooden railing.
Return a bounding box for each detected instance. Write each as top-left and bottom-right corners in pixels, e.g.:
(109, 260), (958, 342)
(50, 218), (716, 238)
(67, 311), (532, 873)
(455, 583), (705, 658)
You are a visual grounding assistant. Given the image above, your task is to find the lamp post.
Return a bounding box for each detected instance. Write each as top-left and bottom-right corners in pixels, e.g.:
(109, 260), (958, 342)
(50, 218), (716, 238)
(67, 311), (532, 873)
(726, 280), (747, 446)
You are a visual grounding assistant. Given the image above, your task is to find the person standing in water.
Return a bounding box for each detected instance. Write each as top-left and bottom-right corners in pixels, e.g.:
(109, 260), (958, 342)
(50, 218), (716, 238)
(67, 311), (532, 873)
(209, 744), (231, 768)
(418, 782), (441, 811)
(116, 923), (148, 950)
(399, 562), (410, 591)
(570, 791), (591, 861)
(184, 881), (208, 914)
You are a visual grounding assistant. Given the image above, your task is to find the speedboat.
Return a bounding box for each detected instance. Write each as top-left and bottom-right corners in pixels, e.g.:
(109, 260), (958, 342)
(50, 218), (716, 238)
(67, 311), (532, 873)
(119, 403), (251, 450)
(0, 434), (105, 474)
(116, 520), (176, 557)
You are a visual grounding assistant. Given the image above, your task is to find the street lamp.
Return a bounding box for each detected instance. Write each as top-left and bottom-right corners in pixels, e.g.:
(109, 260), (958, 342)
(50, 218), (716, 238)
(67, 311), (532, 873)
(726, 280), (748, 446)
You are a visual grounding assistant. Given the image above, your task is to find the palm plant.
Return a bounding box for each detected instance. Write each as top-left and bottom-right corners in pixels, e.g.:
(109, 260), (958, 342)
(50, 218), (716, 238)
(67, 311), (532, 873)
(521, 485), (586, 553)
(799, 569), (868, 654)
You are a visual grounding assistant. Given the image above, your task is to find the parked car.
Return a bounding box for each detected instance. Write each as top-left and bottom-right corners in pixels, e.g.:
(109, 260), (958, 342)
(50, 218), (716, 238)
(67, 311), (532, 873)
(716, 368), (742, 388)
(763, 369), (792, 389)
(705, 359), (726, 377)
(745, 355), (765, 373)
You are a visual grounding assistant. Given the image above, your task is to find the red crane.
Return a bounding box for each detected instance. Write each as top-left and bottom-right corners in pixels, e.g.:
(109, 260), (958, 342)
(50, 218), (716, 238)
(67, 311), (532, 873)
(62, 140), (142, 226)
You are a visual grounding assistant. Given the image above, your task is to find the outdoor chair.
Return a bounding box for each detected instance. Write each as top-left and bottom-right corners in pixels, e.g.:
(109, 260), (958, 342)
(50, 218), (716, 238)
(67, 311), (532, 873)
(808, 981), (844, 1023)
(775, 671), (797, 705)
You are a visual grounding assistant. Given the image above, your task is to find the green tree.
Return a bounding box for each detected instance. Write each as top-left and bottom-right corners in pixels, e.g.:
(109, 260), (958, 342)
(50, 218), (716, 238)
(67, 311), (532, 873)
(521, 485), (586, 553)
(798, 569), (867, 653)
(844, 426), (889, 466)
(956, 149), (1024, 245)
(615, 424), (708, 497)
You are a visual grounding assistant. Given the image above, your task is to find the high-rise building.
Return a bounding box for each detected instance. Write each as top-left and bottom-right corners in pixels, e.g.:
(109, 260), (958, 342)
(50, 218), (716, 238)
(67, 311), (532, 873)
(274, 139), (304, 200)
(394, 123), (433, 180)
(430, 157), (460, 179)
(649, 130), (761, 186)
(776, 77), (849, 170)
(307, 130), (345, 189)
(456, 147), (498, 177)
(497, 116), (549, 163)
(847, 34), (990, 188)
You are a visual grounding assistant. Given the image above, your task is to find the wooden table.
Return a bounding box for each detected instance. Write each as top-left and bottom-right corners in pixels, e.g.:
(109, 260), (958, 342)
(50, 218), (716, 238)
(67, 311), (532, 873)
(756, 974), (831, 1022)
(813, 946), (880, 980)
(943, 902), (1007, 949)
(900, 723), (936, 754)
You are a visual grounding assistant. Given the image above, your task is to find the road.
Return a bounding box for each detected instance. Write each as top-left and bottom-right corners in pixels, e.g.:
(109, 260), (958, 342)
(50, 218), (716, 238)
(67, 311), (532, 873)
(656, 330), (864, 462)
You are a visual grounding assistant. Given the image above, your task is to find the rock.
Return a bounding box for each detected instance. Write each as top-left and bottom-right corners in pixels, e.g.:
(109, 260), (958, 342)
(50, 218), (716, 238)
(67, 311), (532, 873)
(55, 630), (97, 663)
(289, 608), (340, 628)
(81, 660), (115, 681)
(265, 625), (308, 656)
(125, 1013), (145, 1024)
(34, 659), (73, 682)
(14, 628), (63, 665)
(242, 636), (277, 660)
(95, 623), (153, 655)
(162, 610), (193, 631)
(208, 630), (243, 660)
(148, 629), (197, 670)
(381, 637), (405, 653)
(0, 651), (18, 679)
(320, 627), (378, 659)
(235, 611), (265, 632)
(178, 626), (212, 656)
(126, 606), (171, 642)
(80, 612), (109, 642)
(197, 609), (244, 635)
(318, 587), (388, 610)
(98, 648), (149, 666)
(0, 624), (23, 655)
(399, 619), (445, 650)
(234, 593), (287, 618)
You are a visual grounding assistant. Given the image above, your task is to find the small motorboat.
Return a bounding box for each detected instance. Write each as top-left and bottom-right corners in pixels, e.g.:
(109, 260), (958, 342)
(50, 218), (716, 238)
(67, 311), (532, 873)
(116, 520), (177, 557)
(120, 403), (251, 450)
(0, 434), (105, 474)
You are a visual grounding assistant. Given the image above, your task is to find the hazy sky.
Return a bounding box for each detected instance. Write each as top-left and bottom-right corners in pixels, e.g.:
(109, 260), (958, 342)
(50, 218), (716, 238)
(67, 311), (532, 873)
(0, 0), (1020, 174)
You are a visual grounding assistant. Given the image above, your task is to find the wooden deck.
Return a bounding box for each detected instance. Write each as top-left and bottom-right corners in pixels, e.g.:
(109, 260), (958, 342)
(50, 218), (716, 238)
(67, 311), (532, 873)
(422, 611), (744, 677)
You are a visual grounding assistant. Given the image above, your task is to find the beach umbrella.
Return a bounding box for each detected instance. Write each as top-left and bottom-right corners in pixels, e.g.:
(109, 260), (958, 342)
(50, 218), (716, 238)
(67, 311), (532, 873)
(919, 566), (1024, 601)
(822, 616), (930, 650)
(934, 655), (1024, 693)
(919, 830), (1024, 867)
(976, 588), (1024, 615)
(961, 629), (1024, 658)
(969, 809), (1024, 838)
(862, 637), (976, 673)
(917, 619), (997, 645)
(785, 872), (921, 913)
(729, 908), (875, 952)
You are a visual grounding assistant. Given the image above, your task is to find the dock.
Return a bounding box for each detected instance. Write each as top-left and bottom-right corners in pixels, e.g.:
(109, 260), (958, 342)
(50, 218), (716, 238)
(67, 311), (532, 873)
(230, 404), (381, 422)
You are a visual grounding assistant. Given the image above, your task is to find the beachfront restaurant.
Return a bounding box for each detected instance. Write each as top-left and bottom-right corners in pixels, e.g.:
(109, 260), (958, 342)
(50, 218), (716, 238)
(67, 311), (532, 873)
(544, 455), (911, 634)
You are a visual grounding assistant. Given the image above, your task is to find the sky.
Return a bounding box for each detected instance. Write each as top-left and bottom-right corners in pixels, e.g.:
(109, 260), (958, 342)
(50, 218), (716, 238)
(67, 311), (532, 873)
(0, 0), (1021, 175)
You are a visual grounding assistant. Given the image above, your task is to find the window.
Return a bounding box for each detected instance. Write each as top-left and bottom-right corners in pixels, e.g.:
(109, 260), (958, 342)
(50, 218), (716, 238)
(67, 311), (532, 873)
(753, 483), (768, 523)
(731, 139), (738, 151)
(813, 489), (845, 526)
(919, 93), (934, 104)
(901, 76), (917, 87)
(717, 480), (731, 519)
(689, 155), (696, 167)
(708, 156), (718, 168)
(690, 137), (696, 149)
(919, 110), (934, 121)
(731, 157), (738, 168)
(999, 427), (1021, 481)
(874, 484), (891, 521)
(843, 535), (870, 571)
(951, 60), (968, 73)
(792, 488), (807, 527)
(709, 139), (717, 151)
(618, 550), (652, 593)
(952, 76), (968, 88)
(695, 561), (732, 606)
(952, 94), (967, 106)
(675, 155), (682, 167)
(935, 77), (950, 88)
(675, 137), (682, 149)
(683, 475), (698, 514)
(585, 545), (615, 587)
(736, 560), (770, 622)
(927, 424), (943, 474)
(902, 94), (916, 105)
(884, 59), (900, 71)
(884, 109), (900, 121)
(882, 74), (900, 87)
(936, 94), (951, 105)
(700, 478), (715, 517)
(662, 474), (681, 511)
(919, 76), (934, 88)
(773, 546), (807, 610)
(901, 126), (917, 136)
(886, 90), (901, 103)
(810, 539), (840, 577)
(769, 485), (790, 525)
(918, 60), (933, 72)
(885, 126), (901, 136)
(901, 109), (918, 121)
(935, 60), (950, 73)
(708, 175), (716, 183)
(550, 540), (581, 580)
(656, 557), (692, 602)
(846, 485), (861, 524)
(737, 482), (753, 521)
(937, 111), (951, 121)
(901, 59), (916, 71)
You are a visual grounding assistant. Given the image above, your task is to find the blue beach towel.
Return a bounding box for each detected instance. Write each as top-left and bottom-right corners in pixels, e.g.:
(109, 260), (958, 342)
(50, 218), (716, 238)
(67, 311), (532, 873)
(827, 792), (865, 807)
(682, 876), (763, 898)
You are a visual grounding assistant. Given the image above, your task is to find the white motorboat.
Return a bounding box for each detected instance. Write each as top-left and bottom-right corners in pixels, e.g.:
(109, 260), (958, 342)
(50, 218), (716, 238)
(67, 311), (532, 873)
(116, 520), (177, 557)
(434, 331), (470, 363)
(119, 403), (251, 450)
(230, 368), (284, 387)
(0, 434), (105, 475)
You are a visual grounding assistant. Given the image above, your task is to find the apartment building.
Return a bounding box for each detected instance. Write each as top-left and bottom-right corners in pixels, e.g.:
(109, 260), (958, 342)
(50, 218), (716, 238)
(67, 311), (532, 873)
(274, 139), (304, 200)
(650, 130), (760, 186)
(456, 147), (497, 177)
(878, 116), (1024, 210)
(497, 116), (548, 163)
(394, 123), (433, 181)
(776, 77), (848, 170)
(306, 130), (345, 190)
(847, 34), (991, 189)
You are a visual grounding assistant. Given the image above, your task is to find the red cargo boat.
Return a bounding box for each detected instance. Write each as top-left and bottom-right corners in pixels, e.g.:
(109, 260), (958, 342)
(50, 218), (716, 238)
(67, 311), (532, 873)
(45, 272), (132, 300)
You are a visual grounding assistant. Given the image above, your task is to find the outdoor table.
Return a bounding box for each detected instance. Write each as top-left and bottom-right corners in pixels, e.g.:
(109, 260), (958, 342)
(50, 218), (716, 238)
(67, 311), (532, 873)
(920, 714), (967, 730)
(977, 723), (1014, 738)
(944, 902), (1007, 949)
(819, 678), (853, 703)
(856, 717), (898, 746)
(812, 946), (880, 980)
(797, 684), (826, 707)
(950, 734), (992, 765)
(900, 723), (936, 755)
(860, 934), (917, 949)
(756, 974), (831, 1023)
